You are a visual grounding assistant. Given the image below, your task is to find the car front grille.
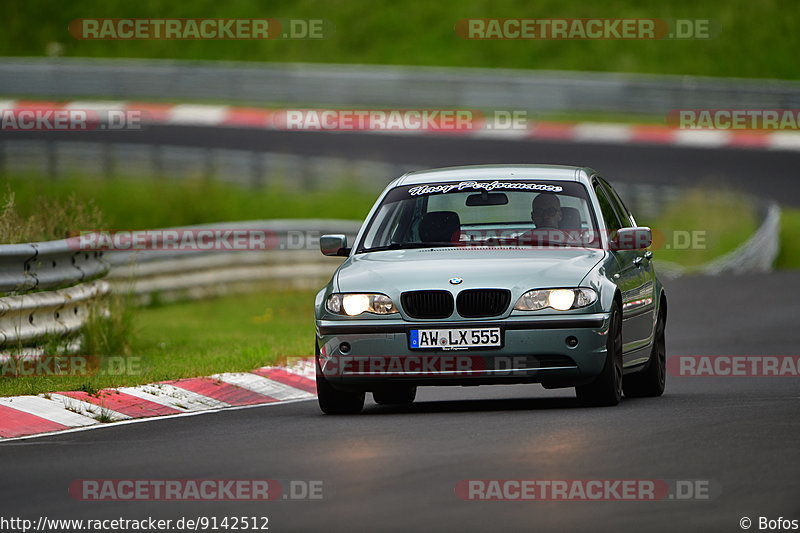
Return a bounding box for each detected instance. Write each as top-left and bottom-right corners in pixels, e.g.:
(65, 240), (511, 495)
(401, 290), (454, 319)
(456, 289), (511, 318)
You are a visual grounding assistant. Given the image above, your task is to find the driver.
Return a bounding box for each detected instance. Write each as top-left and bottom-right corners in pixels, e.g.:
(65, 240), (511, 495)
(531, 193), (563, 229)
(513, 193), (568, 247)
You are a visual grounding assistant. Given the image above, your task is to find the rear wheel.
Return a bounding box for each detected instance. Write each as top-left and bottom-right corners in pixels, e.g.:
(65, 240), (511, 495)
(576, 303), (623, 407)
(623, 307), (666, 398)
(373, 386), (417, 406)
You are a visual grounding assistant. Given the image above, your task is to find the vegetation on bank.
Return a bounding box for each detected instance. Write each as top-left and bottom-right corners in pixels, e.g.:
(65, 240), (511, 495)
(1, 0), (797, 80)
(0, 288), (312, 397)
(0, 174), (377, 239)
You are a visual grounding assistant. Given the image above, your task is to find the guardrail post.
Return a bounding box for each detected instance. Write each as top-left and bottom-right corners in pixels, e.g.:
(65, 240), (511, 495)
(152, 144), (163, 180)
(46, 140), (58, 180)
(251, 151), (264, 188)
(103, 142), (115, 179)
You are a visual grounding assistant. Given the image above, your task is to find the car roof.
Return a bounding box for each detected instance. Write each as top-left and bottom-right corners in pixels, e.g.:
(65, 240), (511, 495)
(395, 164), (596, 186)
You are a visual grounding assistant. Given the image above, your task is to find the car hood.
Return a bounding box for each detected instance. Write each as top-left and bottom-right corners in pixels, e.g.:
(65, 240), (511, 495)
(335, 247), (605, 293)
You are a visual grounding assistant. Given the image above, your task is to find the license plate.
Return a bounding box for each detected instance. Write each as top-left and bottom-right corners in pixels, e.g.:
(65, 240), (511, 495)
(409, 327), (502, 350)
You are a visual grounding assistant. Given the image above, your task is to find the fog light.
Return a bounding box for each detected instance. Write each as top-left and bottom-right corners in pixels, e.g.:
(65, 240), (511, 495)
(339, 342), (351, 354)
(565, 336), (578, 348)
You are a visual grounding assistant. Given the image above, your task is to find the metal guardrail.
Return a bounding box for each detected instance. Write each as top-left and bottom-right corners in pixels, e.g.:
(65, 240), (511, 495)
(0, 220), (359, 347)
(0, 235), (109, 348)
(104, 220), (361, 304)
(2, 57), (799, 115)
(0, 238), (108, 295)
(701, 203), (781, 275)
(0, 280), (108, 347)
(0, 140), (410, 192)
(650, 201), (781, 279)
(0, 244), (37, 294)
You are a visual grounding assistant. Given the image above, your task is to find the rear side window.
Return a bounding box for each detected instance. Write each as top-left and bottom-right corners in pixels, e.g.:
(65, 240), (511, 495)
(594, 183), (623, 232)
(598, 177), (635, 227)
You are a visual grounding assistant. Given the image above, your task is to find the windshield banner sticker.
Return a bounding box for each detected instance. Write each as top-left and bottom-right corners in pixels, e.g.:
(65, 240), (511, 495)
(408, 181), (563, 196)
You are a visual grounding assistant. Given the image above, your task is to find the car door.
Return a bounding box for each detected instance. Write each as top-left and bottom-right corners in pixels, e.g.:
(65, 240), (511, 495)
(593, 178), (655, 361)
(606, 180), (657, 357)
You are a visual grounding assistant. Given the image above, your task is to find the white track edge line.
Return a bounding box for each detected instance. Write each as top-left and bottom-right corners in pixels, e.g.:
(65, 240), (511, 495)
(0, 397), (316, 444)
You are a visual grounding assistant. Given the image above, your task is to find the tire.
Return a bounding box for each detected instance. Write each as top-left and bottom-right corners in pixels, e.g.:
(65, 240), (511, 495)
(576, 303), (623, 407)
(373, 385), (417, 406)
(316, 375), (365, 414)
(623, 307), (666, 398)
(315, 339), (365, 414)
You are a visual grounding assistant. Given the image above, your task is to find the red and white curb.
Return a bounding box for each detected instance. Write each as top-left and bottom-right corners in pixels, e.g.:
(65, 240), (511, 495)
(2, 100), (800, 151)
(0, 358), (316, 441)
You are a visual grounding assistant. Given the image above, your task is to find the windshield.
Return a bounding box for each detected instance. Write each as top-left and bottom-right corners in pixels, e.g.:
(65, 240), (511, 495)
(357, 180), (600, 253)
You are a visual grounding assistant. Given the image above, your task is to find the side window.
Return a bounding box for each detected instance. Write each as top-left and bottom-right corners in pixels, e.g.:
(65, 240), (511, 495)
(362, 198), (419, 248)
(598, 178), (634, 228)
(593, 182), (623, 232)
(362, 201), (402, 249)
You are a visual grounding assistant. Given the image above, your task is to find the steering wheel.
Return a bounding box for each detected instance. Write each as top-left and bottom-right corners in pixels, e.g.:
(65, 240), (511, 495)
(525, 227), (584, 246)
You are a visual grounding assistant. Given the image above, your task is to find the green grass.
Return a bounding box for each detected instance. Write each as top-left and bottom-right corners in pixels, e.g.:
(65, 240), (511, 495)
(0, 288), (316, 397)
(1, 0), (799, 80)
(1, 173), (376, 238)
(641, 187), (758, 268)
(81, 292), (135, 357)
(776, 208), (800, 269)
(0, 188), (104, 243)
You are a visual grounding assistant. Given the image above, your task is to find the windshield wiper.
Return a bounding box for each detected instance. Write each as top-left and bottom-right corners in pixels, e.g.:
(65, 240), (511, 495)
(361, 241), (458, 253)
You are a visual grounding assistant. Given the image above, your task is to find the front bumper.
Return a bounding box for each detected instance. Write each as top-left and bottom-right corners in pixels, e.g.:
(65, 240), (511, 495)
(316, 313), (611, 389)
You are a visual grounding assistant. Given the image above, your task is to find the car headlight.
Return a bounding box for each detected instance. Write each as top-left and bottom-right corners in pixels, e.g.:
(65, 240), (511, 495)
(514, 288), (598, 311)
(326, 293), (398, 316)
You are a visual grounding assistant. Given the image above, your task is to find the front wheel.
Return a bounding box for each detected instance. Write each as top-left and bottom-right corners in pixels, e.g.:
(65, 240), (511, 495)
(316, 375), (365, 414)
(316, 339), (364, 414)
(373, 385), (417, 406)
(576, 303), (623, 407)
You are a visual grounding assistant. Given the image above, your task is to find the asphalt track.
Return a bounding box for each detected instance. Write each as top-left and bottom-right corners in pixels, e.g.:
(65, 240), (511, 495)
(1, 128), (799, 532)
(5, 125), (800, 204)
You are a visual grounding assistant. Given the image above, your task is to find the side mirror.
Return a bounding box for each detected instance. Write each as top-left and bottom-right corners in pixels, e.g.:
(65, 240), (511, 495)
(320, 234), (350, 256)
(613, 227), (652, 250)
